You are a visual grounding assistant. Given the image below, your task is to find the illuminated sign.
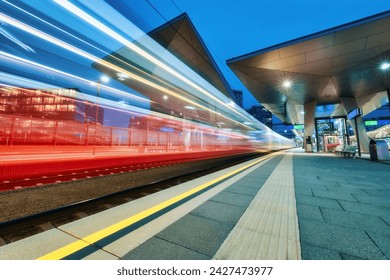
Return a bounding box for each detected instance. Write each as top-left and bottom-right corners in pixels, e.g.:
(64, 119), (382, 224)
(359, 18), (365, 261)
(365, 120), (378, 126)
(293, 124), (304, 129)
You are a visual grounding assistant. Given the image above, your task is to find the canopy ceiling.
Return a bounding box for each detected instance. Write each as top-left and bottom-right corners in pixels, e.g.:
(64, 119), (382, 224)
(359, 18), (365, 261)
(228, 11), (390, 124)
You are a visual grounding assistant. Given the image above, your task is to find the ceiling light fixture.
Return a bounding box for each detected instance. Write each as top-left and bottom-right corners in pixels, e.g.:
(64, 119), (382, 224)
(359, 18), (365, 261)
(283, 80), (292, 88)
(380, 62), (390, 71)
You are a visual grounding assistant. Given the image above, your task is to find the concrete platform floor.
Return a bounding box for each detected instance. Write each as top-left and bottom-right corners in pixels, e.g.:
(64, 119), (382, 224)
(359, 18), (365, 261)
(0, 148), (389, 260)
(125, 149), (390, 260)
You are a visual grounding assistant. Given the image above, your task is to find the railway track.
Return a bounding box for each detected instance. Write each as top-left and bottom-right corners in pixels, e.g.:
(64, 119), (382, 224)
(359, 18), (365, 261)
(0, 152), (268, 246)
(1, 158), (189, 191)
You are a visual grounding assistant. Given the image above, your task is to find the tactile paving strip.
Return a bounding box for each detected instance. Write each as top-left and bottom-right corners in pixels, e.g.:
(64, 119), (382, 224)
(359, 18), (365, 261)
(214, 154), (301, 259)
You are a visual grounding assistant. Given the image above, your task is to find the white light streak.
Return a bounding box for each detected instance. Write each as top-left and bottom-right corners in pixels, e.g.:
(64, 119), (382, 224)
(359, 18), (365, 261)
(53, 0), (256, 124)
(0, 11), (254, 130)
(0, 51), (149, 104)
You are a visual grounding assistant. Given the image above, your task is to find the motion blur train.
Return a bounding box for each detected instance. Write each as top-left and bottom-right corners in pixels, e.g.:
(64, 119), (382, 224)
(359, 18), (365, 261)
(0, 86), (292, 153)
(0, 1), (292, 181)
(0, 85), (292, 181)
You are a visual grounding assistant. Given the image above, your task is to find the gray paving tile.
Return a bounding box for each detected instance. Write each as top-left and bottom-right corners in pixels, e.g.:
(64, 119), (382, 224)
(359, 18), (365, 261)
(294, 186), (313, 196)
(299, 219), (386, 260)
(241, 177), (269, 186)
(300, 242), (341, 260)
(338, 182), (382, 190)
(348, 174), (372, 179)
(293, 152), (390, 261)
(234, 178), (264, 189)
(156, 214), (233, 257)
(381, 215), (390, 226)
(293, 171), (309, 175)
(362, 190), (390, 198)
(294, 181), (328, 190)
(225, 184), (260, 196)
(295, 194), (343, 210)
(366, 232), (390, 259)
(190, 200), (246, 226)
(312, 189), (358, 202)
(321, 208), (390, 235)
(244, 173), (270, 180)
(245, 156), (283, 178)
(227, 180), (259, 190)
(294, 177), (319, 184)
(296, 203), (324, 222)
(381, 182), (390, 188)
(122, 237), (210, 260)
(338, 200), (390, 217)
(340, 253), (366, 260)
(344, 177), (387, 186)
(352, 193), (390, 208)
(234, 175), (262, 183)
(210, 191), (253, 207)
(326, 186), (367, 195)
(316, 176), (347, 183)
(322, 181), (343, 188)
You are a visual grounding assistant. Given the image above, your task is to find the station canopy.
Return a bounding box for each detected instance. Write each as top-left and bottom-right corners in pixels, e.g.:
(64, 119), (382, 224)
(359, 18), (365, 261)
(227, 11), (390, 125)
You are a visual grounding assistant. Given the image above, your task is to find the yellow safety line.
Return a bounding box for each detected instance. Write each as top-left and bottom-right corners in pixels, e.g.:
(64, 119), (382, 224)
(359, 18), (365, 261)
(37, 152), (277, 260)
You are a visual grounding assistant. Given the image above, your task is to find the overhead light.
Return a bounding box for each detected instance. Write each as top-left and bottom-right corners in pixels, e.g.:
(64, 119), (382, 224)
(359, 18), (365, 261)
(283, 80), (292, 88)
(117, 73), (129, 80)
(300, 111), (305, 114)
(380, 62), (390, 71)
(163, 95), (168, 100)
(184, 105), (195, 110)
(100, 75), (110, 83)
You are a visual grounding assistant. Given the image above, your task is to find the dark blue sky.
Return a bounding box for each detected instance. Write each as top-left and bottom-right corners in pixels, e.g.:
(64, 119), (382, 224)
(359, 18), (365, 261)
(127, 0), (390, 108)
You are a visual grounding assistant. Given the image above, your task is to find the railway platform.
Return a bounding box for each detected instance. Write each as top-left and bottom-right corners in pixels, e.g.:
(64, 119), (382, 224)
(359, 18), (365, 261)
(0, 148), (389, 260)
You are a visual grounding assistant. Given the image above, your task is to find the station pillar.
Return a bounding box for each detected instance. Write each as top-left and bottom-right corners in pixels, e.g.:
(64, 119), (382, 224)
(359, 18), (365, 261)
(340, 97), (370, 153)
(303, 100), (316, 152)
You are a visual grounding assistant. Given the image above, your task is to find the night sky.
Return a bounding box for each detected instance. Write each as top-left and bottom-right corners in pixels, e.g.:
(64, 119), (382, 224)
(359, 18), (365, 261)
(127, 0), (390, 108)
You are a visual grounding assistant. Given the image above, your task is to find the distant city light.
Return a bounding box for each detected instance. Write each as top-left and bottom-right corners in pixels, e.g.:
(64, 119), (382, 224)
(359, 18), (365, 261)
(283, 80), (292, 88)
(380, 62), (390, 71)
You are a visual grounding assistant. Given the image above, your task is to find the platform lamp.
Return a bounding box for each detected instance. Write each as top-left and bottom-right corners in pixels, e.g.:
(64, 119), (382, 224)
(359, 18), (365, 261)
(91, 75), (110, 155)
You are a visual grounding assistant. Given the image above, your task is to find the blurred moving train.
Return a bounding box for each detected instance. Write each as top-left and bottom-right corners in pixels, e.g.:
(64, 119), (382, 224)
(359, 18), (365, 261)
(0, 2), (293, 182)
(0, 87), (292, 153)
(0, 86), (292, 182)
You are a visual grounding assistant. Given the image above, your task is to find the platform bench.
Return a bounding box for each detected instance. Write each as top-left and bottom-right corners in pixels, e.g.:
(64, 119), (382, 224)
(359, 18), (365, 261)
(336, 145), (356, 158)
